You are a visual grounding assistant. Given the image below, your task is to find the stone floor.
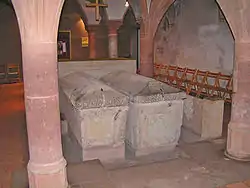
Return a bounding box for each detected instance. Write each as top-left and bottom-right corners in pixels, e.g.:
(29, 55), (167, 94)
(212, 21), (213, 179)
(0, 83), (28, 188)
(1, 83), (250, 188)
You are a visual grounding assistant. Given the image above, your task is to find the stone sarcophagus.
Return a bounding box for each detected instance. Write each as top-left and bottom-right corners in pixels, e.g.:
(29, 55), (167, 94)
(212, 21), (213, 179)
(100, 71), (186, 158)
(59, 70), (186, 162)
(181, 95), (224, 143)
(59, 72), (129, 162)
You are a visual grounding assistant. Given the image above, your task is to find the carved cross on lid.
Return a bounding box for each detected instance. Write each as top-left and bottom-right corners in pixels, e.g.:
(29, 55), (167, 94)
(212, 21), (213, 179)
(86, 0), (108, 21)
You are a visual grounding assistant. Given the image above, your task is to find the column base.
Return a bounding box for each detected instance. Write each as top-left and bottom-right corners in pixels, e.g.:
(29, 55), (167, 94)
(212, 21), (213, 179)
(139, 63), (154, 78)
(225, 121), (250, 162)
(28, 158), (68, 188)
(224, 151), (250, 162)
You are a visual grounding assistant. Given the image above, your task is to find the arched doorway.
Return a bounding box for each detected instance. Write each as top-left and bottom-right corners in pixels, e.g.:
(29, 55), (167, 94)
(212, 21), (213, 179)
(58, 0), (90, 61)
(154, 0), (234, 74)
(118, 6), (138, 59)
(153, 0), (234, 141)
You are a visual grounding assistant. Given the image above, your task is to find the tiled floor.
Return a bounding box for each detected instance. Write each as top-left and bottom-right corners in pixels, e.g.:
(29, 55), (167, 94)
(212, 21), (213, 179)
(1, 83), (250, 188)
(0, 83), (28, 188)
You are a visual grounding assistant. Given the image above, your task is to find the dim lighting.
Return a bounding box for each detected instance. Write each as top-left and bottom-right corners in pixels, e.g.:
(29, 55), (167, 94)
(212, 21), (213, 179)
(125, 1), (129, 7)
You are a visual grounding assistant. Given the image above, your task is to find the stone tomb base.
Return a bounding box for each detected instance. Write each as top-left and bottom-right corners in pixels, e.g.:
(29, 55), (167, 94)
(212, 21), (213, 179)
(59, 70), (186, 162)
(100, 71), (186, 159)
(59, 72), (129, 162)
(181, 95), (224, 143)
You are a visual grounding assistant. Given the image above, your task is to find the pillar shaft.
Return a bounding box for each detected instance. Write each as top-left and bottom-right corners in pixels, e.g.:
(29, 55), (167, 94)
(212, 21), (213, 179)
(108, 20), (122, 58)
(12, 0), (68, 187)
(88, 25), (98, 59)
(139, 36), (154, 77)
(226, 42), (250, 161)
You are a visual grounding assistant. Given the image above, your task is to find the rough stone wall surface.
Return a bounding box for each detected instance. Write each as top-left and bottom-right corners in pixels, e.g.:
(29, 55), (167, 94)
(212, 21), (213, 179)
(154, 0), (234, 74)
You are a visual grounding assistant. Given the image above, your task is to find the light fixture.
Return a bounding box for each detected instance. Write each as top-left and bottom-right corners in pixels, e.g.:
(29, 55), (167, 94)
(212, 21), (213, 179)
(125, 1), (129, 7)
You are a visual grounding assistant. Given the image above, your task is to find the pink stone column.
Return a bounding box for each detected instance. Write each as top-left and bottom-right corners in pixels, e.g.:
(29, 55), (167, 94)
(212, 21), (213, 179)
(139, 36), (154, 77)
(12, 0), (68, 187)
(108, 21), (122, 58)
(88, 25), (98, 59)
(226, 42), (250, 161)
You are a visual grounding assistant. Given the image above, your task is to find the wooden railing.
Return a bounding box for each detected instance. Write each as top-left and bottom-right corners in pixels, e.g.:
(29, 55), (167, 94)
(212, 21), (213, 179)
(153, 63), (233, 103)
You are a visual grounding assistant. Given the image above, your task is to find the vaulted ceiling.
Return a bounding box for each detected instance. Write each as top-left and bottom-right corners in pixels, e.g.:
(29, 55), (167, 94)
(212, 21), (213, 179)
(0, 0), (143, 24)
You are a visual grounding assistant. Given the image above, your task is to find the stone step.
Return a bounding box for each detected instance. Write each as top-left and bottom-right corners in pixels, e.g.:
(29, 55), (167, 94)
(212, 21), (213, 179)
(11, 159), (116, 188)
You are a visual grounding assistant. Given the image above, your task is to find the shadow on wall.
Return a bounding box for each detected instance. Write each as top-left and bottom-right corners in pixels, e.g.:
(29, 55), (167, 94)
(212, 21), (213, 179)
(0, 3), (22, 76)
(154, 0), (234, 75)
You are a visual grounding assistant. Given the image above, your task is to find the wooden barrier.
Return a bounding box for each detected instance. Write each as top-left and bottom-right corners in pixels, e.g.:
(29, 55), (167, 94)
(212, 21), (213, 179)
(153, 63), (233, 103)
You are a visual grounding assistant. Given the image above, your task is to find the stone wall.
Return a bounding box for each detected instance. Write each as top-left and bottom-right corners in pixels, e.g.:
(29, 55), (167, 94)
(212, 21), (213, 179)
(59, 0), (109, 60)
(59, 14), (90, 61)
(154, 0), (234, 75)
(58, 60), (137, 79)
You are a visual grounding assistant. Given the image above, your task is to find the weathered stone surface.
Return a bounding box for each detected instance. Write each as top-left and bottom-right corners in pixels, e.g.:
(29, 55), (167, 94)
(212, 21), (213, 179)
(100, 70), (186, 101)
(60, 72), (129, 109)
(59, 72), (129, 162)
(12, 0), (68, 186)
(58, 60), (137, 79)
(100, 71), (186, 157)
(182, 95), (224, 142)
(126, 100), (184, 157)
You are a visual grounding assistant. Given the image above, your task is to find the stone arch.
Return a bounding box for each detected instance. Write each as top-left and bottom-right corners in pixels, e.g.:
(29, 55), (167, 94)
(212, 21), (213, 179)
(121, 7), (130, 22)
(138, 0), (174, 76)
(153, 0), (234, 74)
(147, 0), (174, 39)
(127, 0), (147, 21)
(118, 6), (138, 58)
(59, 0), (90, 61)
(215, 0), (242, 40)
(61, 0), (89, 30)
(138, 0), (238, 77)
(215, 1), (235, 40)
(148, 0), (235, 44)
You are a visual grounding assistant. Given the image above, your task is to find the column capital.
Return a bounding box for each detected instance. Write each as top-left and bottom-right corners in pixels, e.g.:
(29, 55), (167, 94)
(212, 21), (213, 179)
(108, 20), (122, 35)
(87, 24), (101, 33)
(12, 0), (64, 43)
